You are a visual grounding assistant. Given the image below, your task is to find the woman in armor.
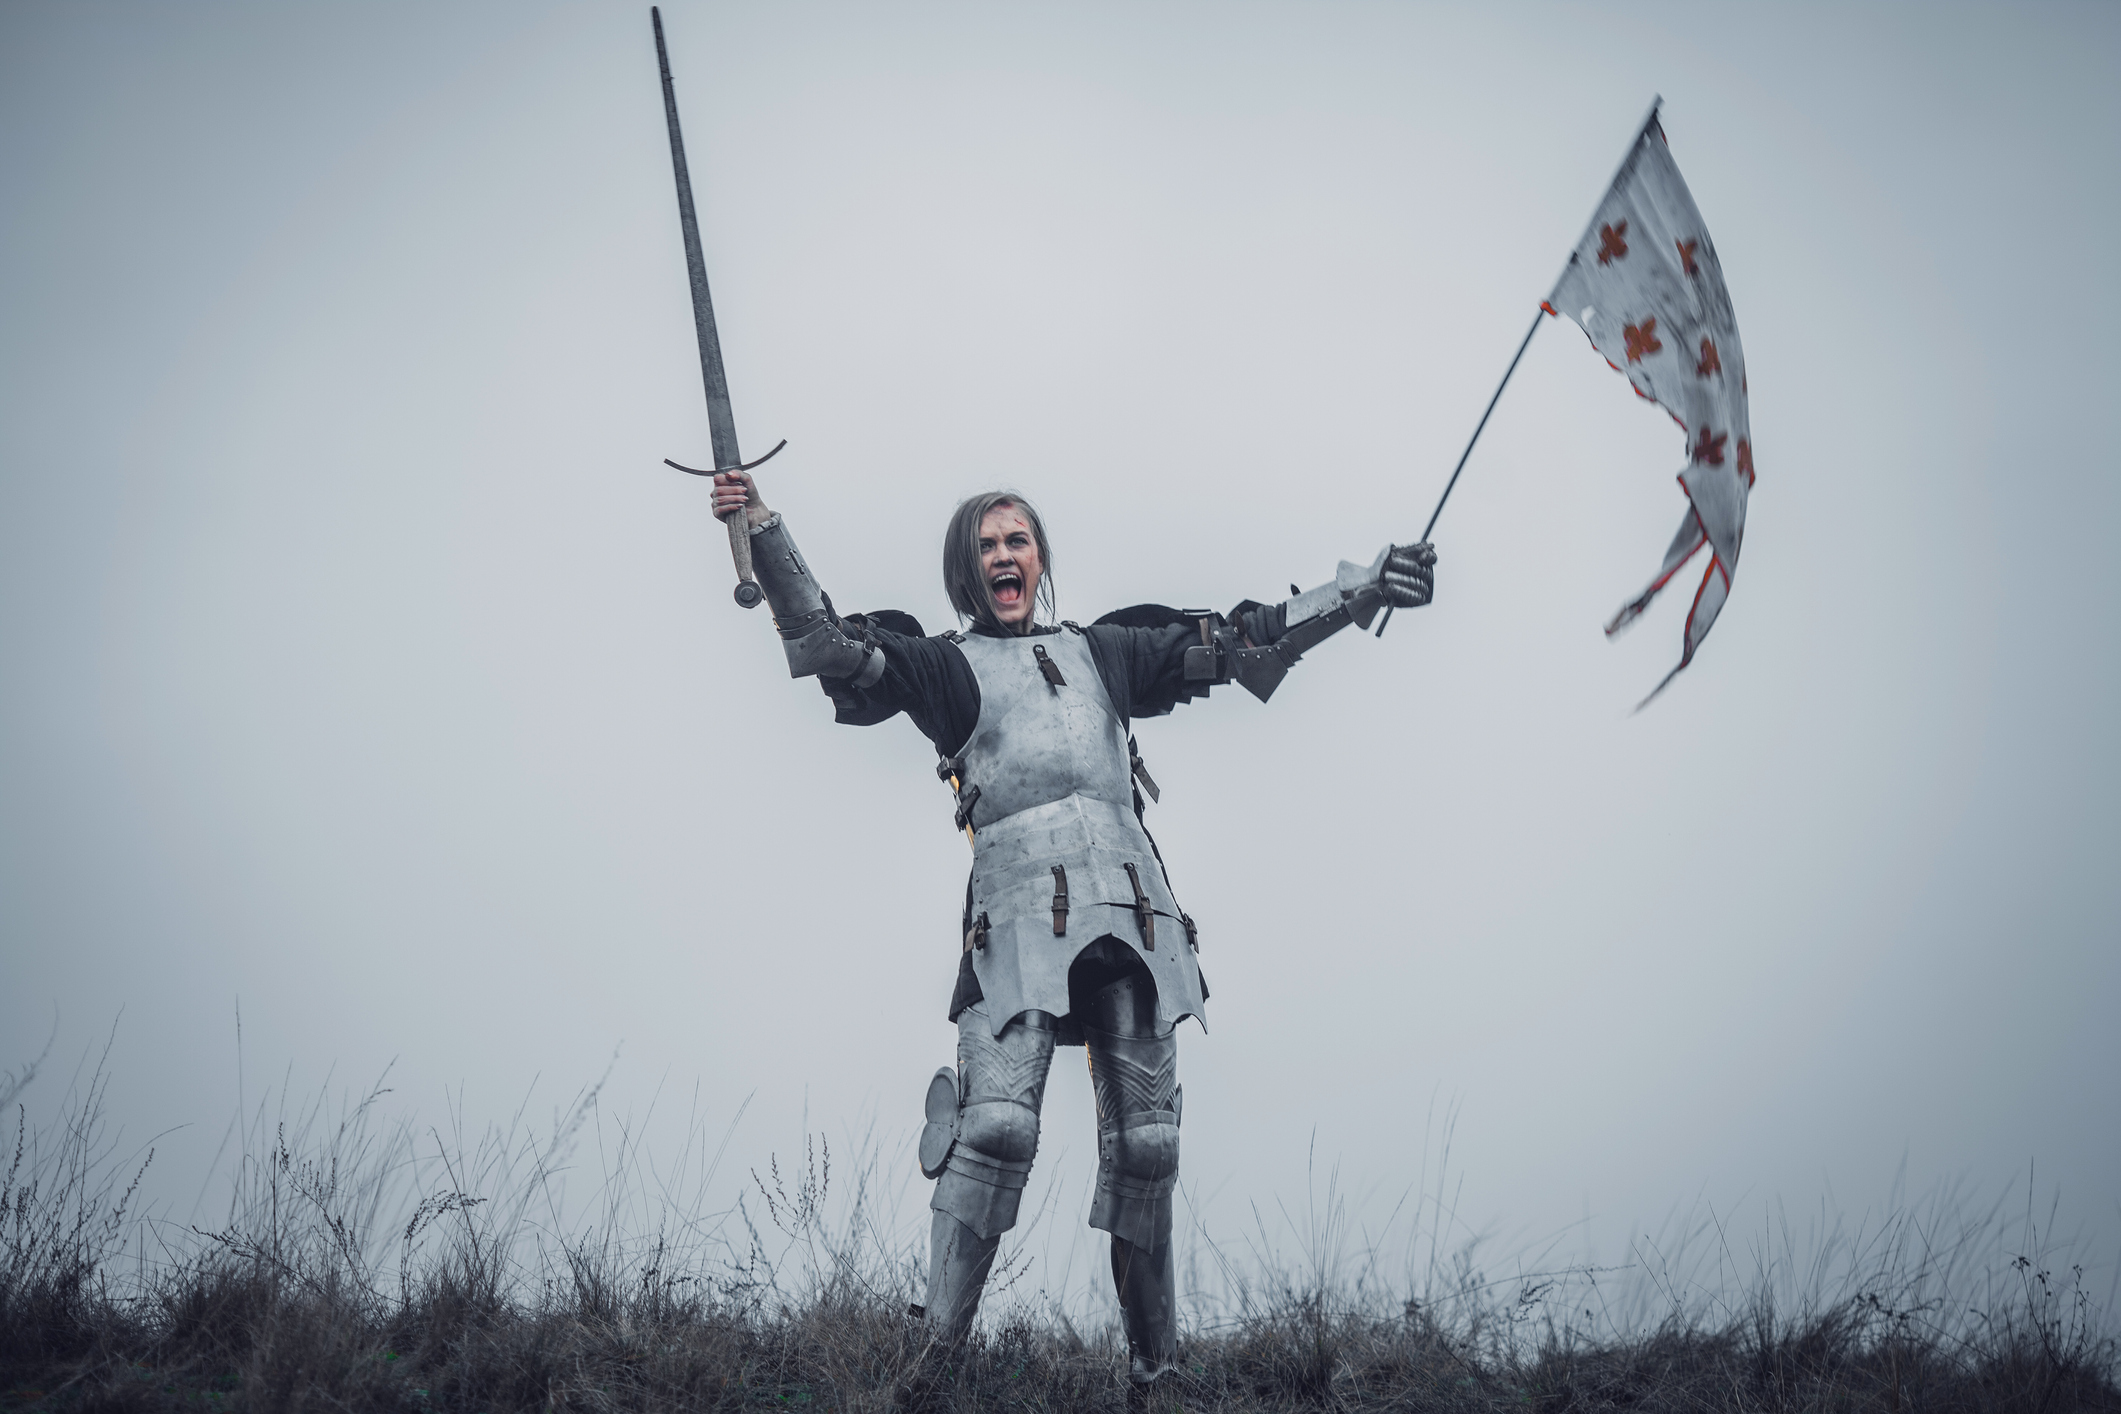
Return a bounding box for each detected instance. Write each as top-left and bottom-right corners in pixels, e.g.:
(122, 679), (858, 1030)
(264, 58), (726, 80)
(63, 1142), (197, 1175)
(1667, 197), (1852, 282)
(711, 471), (1435, 1385)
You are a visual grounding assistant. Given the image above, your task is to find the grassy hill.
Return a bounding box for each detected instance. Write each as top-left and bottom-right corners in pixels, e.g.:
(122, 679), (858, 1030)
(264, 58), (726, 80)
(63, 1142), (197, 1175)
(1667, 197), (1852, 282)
(4, 1065), (2113, 1412)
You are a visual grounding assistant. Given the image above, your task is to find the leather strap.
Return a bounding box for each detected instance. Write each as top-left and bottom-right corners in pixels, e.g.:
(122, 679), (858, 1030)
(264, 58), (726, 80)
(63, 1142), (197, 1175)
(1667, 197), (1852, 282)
(952, 783), (982, 833)
(1032, 642), (1067, 687)
(1122, 862), (1156, 951)
(1127, 735), (1161, 804)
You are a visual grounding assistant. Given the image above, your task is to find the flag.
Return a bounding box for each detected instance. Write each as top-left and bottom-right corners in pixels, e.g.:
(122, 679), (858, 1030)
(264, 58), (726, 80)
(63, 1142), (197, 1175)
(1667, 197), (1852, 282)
(1547, 107), (1754, 706)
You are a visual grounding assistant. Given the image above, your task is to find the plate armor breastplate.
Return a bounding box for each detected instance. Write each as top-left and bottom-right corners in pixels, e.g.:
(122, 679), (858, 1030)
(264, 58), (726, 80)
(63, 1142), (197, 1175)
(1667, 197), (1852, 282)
(953, 628), (1206, 1037)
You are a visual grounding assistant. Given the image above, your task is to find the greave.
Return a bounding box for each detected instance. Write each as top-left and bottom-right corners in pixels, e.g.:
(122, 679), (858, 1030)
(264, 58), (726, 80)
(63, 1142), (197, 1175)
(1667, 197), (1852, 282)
(923, 1211), (1000, 1349)
(1111, 1234), (1178, 1385)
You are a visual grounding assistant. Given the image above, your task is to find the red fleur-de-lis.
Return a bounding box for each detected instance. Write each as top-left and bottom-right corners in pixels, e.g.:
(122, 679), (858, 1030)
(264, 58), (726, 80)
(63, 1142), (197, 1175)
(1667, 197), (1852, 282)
(1692, 426), (1728, 466)
(1597, 220), (1630, 265)
(1696, 337), (1721, 378)
(1736, 437), (1754, 483)
(1623, 316), (1662, 363)
(1676, 239), (1699, 276)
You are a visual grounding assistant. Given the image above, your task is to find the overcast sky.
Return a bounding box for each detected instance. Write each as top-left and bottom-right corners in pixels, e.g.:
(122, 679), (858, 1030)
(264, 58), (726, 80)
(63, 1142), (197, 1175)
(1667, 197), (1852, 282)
(3, 0), (2116, 1313)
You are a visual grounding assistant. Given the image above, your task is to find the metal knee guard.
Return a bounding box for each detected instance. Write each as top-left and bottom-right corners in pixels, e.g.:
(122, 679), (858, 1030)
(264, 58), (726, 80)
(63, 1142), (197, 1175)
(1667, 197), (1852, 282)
(1083, 972), (1180, 1252)
(927, 1005), (1057, 1240)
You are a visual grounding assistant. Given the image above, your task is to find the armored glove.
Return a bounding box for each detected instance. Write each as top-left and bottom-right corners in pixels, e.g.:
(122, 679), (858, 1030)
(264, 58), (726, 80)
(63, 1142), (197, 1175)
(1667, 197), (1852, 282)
(1380, 542), (1437, 608)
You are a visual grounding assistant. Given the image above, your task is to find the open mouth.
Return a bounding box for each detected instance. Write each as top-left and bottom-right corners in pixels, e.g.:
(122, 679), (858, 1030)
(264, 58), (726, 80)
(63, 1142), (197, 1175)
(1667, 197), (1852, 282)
(989, 571), (1024, 606)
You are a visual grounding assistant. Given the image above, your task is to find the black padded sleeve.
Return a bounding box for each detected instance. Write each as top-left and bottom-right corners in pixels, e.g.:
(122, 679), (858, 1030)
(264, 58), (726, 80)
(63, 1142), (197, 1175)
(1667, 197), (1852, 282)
(1081, 622), (1207, 731)
(817, 627), (983, 758)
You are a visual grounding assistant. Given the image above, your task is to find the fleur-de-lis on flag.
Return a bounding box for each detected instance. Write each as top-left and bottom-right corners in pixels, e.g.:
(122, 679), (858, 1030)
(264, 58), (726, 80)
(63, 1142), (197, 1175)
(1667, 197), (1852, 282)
(1623, 317), (1662, 363)
(1548, 106), (1753, 706)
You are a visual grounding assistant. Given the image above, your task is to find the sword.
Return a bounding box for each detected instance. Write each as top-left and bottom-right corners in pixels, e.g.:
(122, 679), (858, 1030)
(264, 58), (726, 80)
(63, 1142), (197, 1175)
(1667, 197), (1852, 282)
(652, 6), (781, 609)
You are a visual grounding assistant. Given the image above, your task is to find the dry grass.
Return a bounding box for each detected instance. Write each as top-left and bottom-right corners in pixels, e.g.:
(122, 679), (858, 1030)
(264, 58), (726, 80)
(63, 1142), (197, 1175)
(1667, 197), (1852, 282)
(1, 1049), (2113, 1413)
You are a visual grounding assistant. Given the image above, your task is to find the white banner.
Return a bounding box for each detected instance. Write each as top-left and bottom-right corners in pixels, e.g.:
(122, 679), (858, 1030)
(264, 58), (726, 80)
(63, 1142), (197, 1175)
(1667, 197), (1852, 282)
(1549, 111), (1754, 705)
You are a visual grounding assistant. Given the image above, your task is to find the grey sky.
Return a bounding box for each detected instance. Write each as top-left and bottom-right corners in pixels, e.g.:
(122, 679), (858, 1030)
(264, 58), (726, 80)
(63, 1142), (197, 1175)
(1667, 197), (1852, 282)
(3, 0), (2116, 1297)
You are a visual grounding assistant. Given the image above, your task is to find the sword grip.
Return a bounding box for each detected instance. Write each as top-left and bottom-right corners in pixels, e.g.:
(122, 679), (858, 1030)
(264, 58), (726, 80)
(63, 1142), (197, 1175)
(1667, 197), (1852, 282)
(722, 509), (763, 608)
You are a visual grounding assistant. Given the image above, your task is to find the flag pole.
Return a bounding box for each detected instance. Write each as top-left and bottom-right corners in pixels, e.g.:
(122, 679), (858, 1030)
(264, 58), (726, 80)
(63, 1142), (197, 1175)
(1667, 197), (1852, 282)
(1420, 306), (1545, 544)
(1375, 304), (1547, 637)
(1376, 95), (1664, 638)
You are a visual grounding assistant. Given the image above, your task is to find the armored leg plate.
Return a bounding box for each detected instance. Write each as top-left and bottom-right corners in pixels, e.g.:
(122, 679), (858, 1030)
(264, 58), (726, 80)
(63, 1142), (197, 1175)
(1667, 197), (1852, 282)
(1111, 1233), (1178, 1385)
(929, 1005), (1056, 1240)
(1084, 999), (1180, 1251)
(923, 1210), (1000, 1349)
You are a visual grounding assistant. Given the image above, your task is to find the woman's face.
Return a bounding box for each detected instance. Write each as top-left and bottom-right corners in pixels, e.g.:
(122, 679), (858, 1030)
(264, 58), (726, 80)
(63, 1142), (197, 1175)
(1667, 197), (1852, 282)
(977, 503), (1043, 631)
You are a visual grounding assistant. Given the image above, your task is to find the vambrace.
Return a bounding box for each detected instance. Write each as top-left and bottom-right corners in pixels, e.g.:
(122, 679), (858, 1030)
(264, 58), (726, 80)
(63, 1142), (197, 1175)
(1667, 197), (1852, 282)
(747, 513), (887, 687)
(1182, 545), (1420, 701)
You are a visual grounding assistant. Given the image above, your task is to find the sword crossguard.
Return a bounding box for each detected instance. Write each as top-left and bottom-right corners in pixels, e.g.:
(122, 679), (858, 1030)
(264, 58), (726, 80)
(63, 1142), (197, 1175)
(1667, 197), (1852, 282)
(662, 438), (787, 478)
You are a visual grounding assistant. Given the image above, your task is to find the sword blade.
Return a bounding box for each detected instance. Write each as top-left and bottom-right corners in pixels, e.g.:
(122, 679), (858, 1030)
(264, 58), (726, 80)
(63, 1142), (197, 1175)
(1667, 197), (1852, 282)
(653, 7), (758, 605)
(654, 7), (740, 469)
